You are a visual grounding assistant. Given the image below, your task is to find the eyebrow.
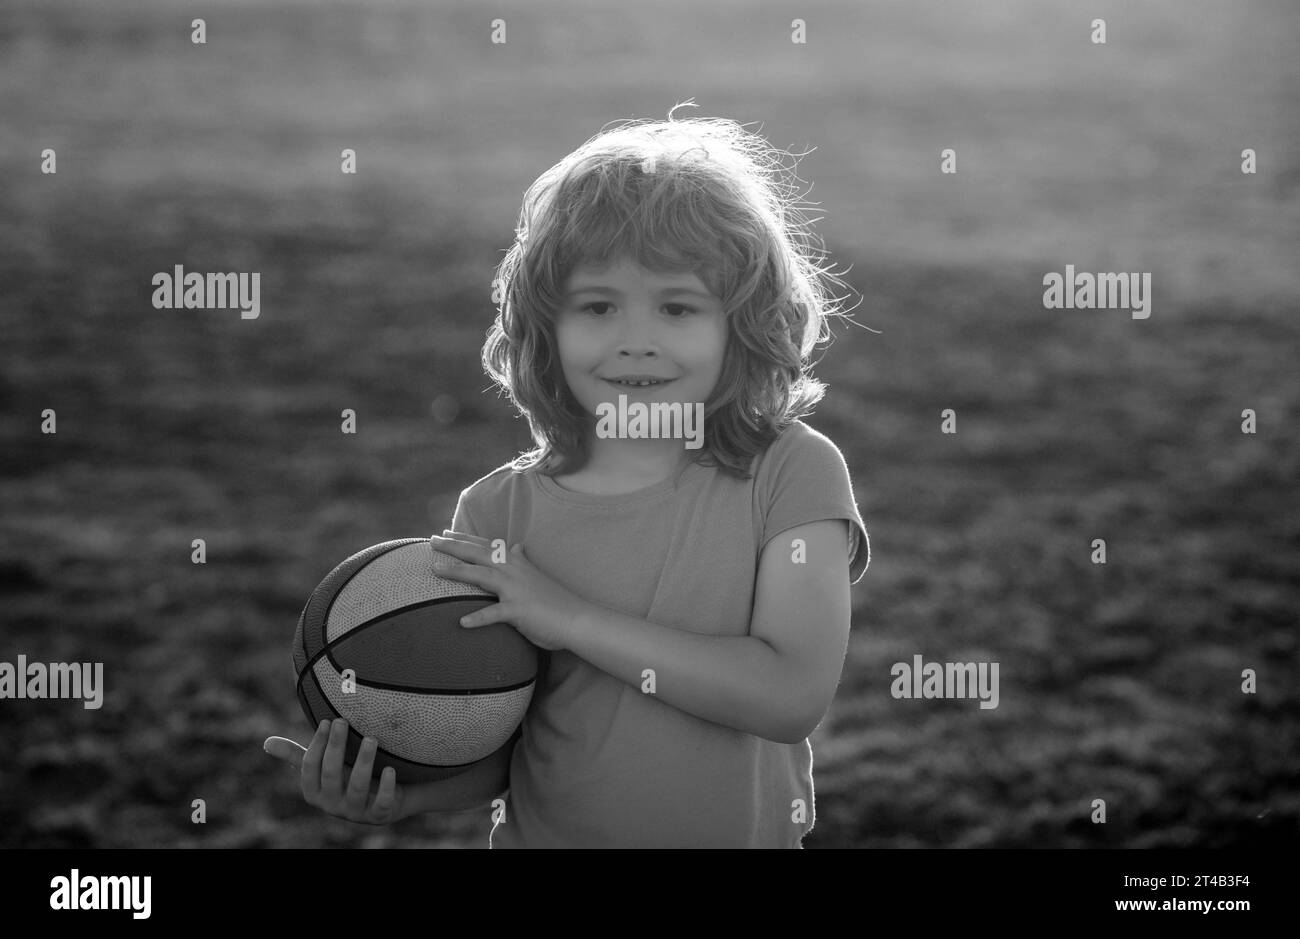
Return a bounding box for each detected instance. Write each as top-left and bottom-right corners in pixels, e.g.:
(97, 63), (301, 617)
(563, 286), (716, 301)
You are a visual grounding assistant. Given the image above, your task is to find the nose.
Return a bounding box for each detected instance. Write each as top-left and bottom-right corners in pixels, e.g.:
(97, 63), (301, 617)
(615, 305), (661, 357)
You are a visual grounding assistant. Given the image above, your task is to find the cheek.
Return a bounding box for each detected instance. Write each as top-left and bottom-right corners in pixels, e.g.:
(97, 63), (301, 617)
(555, 322), (597, 365)
(702, 322), (730, 372)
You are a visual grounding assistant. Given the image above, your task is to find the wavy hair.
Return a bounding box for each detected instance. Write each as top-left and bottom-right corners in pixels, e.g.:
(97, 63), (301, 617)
(481, 101), (856, 481)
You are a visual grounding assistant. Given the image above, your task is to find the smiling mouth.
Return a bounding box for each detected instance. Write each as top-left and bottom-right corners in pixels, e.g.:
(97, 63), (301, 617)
(605, 378), (676, 390)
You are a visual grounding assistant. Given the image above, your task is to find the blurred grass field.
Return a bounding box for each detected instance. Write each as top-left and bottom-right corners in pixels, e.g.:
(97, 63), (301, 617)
(0, 0), (1297, 848)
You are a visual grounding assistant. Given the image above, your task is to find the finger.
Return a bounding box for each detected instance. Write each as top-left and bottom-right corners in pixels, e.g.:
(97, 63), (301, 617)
(435, 534), (511, 571)
(320, 718), (349, 798)
(432, 557), (501, 597)
(369, 766), (398, 822)
(301, 719), (330, 802)
(434, 559), (493, 591)
(344, 736), (379, 812)
(441, 530), (494, 548)
(428, 535), (489, 566)
(459, 603), (505, 629)
(263, 736), (307, 771)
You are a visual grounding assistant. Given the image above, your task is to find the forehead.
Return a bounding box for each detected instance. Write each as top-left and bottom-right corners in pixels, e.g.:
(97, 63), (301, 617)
(564, 255), (708, 289)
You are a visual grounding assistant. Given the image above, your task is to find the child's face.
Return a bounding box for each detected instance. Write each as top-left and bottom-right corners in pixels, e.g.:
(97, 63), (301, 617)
(554, 255), (728, 425)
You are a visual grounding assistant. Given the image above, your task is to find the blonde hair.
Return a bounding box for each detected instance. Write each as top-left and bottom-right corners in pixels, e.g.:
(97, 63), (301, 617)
(482, 101), (855, 480)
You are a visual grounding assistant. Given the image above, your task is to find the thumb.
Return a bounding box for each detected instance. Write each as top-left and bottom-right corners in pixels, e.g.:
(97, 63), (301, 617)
(263, 735), (307, 770)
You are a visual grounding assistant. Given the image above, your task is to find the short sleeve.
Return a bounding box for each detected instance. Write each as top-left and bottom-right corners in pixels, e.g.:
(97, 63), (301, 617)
(444, 462), (517, 547)
(449, 488), (484, 539)
(757, 423), (870, 585)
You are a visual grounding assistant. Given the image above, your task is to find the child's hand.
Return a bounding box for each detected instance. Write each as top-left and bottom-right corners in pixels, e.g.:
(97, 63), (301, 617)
(429, 533), (591, 653)
(264, 718), (406, 825)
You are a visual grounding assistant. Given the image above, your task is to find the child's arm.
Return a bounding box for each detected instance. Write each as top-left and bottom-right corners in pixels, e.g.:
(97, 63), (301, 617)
(563, 519), (852, 745)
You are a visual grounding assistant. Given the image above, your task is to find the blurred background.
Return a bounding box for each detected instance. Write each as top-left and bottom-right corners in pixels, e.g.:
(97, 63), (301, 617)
(0, 0), (1296, 848)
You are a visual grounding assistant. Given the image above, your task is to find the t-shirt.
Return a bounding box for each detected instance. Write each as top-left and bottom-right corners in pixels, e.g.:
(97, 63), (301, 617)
(447, 418), (870, 847)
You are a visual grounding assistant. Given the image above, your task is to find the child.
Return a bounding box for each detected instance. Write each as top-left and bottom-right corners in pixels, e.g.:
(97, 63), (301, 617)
(267, 104), (870, 847)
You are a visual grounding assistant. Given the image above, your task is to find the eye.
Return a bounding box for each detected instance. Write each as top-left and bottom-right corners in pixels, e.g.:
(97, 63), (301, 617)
(579, 302), (698, 317)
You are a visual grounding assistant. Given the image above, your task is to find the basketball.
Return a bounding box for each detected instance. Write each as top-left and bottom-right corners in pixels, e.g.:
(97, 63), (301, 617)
(292, 538), (537, 784)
